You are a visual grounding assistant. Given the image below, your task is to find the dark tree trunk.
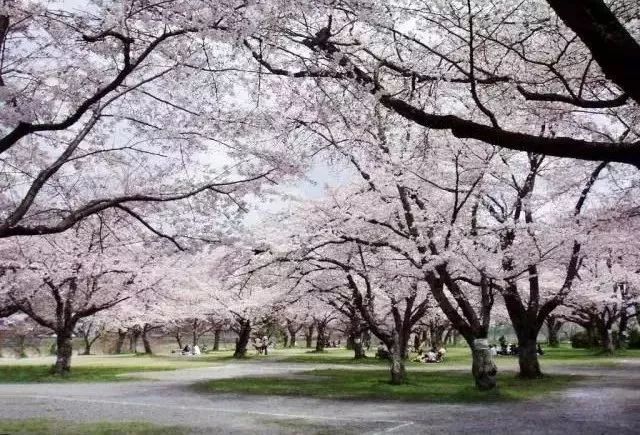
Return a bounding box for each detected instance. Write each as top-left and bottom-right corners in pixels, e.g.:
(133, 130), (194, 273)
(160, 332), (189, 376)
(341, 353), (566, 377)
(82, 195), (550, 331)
(471, 338), (497, 390)
(115, 329), (127, 354)
(129, 327), (141, 353)
(283, 333), (289, 348)
(546, 316), (562, 347)
(174, 330), (183, 350)
(16, 335), (27, 358)
(353, 331), (366, 359)
(82, 336), (92, 355)
(288, 332), (296, 348)
(600, 326), (615, 354)
(346, 333), (354, 350)
(315, 323), (326, 352)
(545, 0), (640, 104)
(192, 319), (199, 347)
(518, 337), (542, 378)
(305, 324), (315, 348)
(142, 324), (153, 355)
(616, 309), (630, 349)
(233, 319), (251, 358)
(213, 328), (221, 351)
(53, 332), (73, 375)
(412, 330), (421, 351)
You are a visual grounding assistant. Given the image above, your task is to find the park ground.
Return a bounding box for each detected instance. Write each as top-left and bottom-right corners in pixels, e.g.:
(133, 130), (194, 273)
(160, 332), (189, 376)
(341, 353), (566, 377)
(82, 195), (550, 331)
(0, 346), (639, 434)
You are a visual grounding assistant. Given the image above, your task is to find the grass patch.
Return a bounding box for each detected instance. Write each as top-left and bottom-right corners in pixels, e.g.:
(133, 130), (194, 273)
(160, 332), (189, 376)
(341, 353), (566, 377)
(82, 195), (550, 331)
(0, 418), (187, 434)
(0, 364), (177, 383)
(194, 368), (579, 402)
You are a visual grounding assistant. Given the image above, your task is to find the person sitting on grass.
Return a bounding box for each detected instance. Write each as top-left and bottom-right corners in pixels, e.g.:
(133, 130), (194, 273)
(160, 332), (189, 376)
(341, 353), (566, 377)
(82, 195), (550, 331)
(253, 337), (263, 354)
(192, 344), (201, 355)
(181, 344), (191, 355)
(425, 347), (438, 363)
(437, 346), (447, 362)
(489, 344), (498, 357)
(537, 343), (544, 356)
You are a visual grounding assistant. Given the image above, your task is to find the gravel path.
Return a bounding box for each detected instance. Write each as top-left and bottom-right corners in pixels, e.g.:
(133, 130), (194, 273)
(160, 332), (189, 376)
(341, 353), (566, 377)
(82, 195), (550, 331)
(0, 361), (638, 434)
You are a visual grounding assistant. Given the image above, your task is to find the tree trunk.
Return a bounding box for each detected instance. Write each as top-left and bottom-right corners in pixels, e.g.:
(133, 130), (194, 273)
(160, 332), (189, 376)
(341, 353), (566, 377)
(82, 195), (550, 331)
(115, 329), (127, 354)
(601, 327), (615, 354)
(389, 341), (406, 385)
(213, 328), (221, 351)
(288, 331), (296, 348)
(353, 333), (366, 359)
(315, 323), (326, 352)
(192, 319), (198, 347)
(142, 324), (153, 355)
(546, 317), (562, 347)
(82, 336), (92, 355)
(129, 327), (141, 353)
(471, 338), (497, 390)
(305, 324), (315, 348)
(518, 337), (542, 378)
(174, 330), (183, 350)
(233, 319), (251, 358)
(283, 333), (289, 348)
(53, 332), (73, 375)
(616, 310), (630, 349)
(452, 330), (459, 346)
(16, 335), (27, 358)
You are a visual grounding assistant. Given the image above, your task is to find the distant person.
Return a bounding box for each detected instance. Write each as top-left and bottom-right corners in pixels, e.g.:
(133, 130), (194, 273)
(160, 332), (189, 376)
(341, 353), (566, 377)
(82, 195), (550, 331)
(262, 336), (269, 356)
(425, 349), (438, 363)
(537, 344), (544, 356)
(499, 336), (508, 354)
(489, 345), (498, 357)
(192, 344), (201, 355)
(437, 346), (447, 362)
(182, 344), (191, 355)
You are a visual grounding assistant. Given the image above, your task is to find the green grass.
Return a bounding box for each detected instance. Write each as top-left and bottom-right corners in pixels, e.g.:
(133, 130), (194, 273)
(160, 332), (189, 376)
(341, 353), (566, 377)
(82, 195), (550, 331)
(0, 353), (228, 382)
(1, 345), (637, 383)
(0, 364), (178, 383)
(0, 419), (187, 434)
(194, 368), (579, 402)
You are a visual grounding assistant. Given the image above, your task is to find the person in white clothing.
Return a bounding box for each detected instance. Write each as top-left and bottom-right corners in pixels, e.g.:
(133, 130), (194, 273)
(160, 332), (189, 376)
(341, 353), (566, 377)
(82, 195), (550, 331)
(192, 344), (201, 355)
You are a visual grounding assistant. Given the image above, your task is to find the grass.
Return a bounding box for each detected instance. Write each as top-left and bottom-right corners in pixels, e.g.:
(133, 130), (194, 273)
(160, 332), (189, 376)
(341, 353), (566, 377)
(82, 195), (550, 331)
(1, 344), (637, 383)
(0, 364), (178, 383)
(0, 353), (226, 382)
(0, 419), (187, 434)
(194, 368), (579, 403)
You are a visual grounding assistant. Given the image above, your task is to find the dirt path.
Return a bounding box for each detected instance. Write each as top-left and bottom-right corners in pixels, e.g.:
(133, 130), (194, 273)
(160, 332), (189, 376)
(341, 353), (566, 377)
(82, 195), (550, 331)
(0, 361), (638, 434)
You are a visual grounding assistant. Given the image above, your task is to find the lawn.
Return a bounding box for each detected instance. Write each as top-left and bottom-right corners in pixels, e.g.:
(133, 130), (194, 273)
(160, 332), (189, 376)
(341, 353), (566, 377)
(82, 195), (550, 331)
(193, 368), (579, 402)
(1, 345), (637, 382)
(0, 419), (187, 435)
(0, 353), (219, 383)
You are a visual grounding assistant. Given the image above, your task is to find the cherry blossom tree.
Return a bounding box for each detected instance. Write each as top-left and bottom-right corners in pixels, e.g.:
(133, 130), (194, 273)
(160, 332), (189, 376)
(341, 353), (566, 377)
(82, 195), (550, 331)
(0, 219), (166, 374)
(242, 0), (640, 165)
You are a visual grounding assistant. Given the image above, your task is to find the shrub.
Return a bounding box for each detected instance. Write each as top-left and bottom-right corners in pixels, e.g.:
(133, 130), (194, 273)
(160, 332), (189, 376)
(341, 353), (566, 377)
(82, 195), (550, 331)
(628, 329), (640, 349)
(570, 331), (592, 348)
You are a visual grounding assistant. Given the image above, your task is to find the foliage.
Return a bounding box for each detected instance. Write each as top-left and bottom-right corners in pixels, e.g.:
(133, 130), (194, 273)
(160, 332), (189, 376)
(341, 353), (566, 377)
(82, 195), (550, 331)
(571, 331), (594, 349)
(629, 329), (640, 349)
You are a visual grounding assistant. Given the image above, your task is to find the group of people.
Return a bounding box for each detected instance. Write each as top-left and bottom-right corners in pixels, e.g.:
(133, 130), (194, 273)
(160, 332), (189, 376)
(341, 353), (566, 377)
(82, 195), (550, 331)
(491, 336), (544, 357)
(414, 346), (447, 363)
(253, 336), (271, 355)
(180, 344), (201, 356)
(375, 344), (447, 364)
